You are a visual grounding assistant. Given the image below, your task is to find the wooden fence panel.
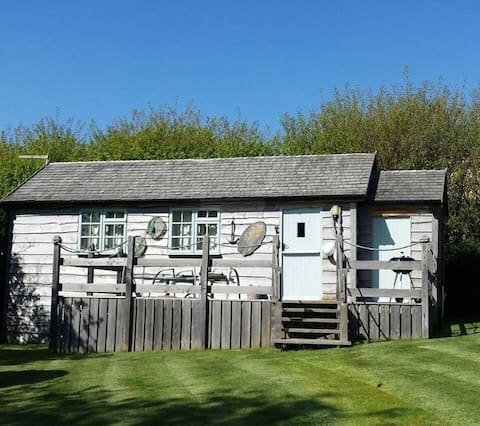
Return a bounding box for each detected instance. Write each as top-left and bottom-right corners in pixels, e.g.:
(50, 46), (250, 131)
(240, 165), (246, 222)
(401, 305), (412, 339)
(181, 299), (192, 350)
(171, 299), (182, 350)
(153, 299), (164, 350)
(349, 303), (423, 342)
(144, 299), (155, 351)
(241, 302), (252, 348)
(230, 302), (242, 349)
(221, 301), (232, 349)
(54, 297), (273, 352)
(411, 305), (422, 338)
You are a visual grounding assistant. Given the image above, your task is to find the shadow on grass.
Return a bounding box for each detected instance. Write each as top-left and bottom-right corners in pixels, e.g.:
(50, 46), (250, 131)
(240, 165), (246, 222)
(0, 345), (113, 366)
(434, 316), (480, 338)
(0, 384), (419, 426)
(0, 369), (67, 388)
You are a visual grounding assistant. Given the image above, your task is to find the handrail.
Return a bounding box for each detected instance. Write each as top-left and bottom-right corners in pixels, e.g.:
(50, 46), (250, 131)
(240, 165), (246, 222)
(348, 260), (421, 271)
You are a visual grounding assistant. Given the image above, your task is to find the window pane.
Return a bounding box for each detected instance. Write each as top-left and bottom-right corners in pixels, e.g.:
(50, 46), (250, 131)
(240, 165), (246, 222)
(80, 238), (90, 250)
(105, 224), (114, 237)
(197, 210), (207, 218)
(197, 224), (206, 236)
(172, 211), (182, 222)
(181, 237), (191, 249)
(91, 224), (100, 236)
(171, 238), (180, 249)
(183, 211), (192, 222)
(91, 212), (100, 222)
(81, 225), (90, 237)
(106, 211), (124, 219)
(208, 224), (217, 236)
(207, 211), (218, 218)
(182, 224), (192, 236)
(171, 224), (181, 236)
(82, 213), (91, 223)
(114, 224), (124, 236)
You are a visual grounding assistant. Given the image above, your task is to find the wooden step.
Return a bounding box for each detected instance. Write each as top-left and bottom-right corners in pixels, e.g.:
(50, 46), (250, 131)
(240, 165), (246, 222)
(274, 338), (351, 346)
(283, 307), (338, 314)
(284, 328), (340, 334)
(282, 317), (339, 323)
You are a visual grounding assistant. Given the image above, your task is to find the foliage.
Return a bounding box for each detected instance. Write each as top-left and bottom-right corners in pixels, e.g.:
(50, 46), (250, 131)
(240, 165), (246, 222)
(1, 76), (480, 311)
(1, 334), (480, 425)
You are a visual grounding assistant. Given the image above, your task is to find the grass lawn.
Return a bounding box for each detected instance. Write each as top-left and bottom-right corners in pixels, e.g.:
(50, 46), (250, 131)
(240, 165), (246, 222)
(1, 323), (479, 425)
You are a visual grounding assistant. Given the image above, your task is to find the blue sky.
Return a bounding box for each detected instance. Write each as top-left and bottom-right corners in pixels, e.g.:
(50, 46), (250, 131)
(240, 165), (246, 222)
(0, 1), (479, 134)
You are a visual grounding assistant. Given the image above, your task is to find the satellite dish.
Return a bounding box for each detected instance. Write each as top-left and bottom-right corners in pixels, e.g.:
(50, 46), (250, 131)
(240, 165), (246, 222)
(135, 237), (147, 257)
(146, 217), (166, 240)
(238, 222), (266, 257)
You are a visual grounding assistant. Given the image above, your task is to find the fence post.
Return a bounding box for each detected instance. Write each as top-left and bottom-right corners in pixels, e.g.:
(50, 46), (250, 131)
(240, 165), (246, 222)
(49, 235), (62, 352)
(421, 241), (431, 339)
(335, 234), (346, 303)
(339, 302), (349, 344)
(199, 235), (210, 349)
(271, 234), (283, 344)
(125, 236), (136, 351)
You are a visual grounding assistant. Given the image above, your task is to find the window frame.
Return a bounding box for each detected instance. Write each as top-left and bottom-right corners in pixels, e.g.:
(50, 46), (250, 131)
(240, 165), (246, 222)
(168, 207), (221, 255)
(78, 209), (128, 253)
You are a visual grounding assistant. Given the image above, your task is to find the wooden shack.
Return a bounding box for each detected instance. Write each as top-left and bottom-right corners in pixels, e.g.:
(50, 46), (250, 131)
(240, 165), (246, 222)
(0, 153), (446, 351)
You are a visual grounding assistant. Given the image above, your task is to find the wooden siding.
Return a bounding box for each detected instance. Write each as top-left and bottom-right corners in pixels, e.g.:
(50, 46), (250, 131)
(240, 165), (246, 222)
(7, 202), (354, 341)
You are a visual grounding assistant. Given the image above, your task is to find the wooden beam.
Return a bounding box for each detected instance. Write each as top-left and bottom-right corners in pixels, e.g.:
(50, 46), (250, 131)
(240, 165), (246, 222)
(60, 283), (125, 293)
(347, 288), (422, 298)
(348, 202), (357, 292)
(63, 257), (128, 267)
(339, 302), (349, 344)
(135, 284), (202, 294)
(208, 285), (272, 295)
(211, 258), (272, 268)
(421, 242), (431, 339)
(349, 260), (421, 271)
(271, 234), (280, 301)
(199, 235), (209, 349)
(125, 236), (135, 351)
(136, 257), (202, 268)
(49, 236), (62, 352)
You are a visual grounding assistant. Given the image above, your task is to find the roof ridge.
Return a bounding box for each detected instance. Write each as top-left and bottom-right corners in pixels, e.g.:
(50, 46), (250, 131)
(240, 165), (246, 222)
(48, 152), (376, 166)
(380, 169), (446, 173)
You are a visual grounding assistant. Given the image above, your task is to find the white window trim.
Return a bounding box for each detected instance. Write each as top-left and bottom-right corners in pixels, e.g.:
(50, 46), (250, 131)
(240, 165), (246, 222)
(168, 207), (221, 255)
(78, 209), (128, 253)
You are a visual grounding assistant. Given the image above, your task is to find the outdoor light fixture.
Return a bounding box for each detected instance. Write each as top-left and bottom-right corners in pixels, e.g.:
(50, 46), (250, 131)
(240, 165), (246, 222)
(330, 205), (341, 221)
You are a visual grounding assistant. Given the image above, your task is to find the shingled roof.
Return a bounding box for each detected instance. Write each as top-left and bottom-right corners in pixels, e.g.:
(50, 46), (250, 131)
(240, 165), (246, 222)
(368, 170), (446, 203)
(1, 153), (377, 204)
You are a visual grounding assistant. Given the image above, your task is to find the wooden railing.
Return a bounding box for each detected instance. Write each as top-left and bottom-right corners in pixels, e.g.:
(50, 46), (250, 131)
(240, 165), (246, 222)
(342, 241), (434, 339)
(50, 234), (281, 352)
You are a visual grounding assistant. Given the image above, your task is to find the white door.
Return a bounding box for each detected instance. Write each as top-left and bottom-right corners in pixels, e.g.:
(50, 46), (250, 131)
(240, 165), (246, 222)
(372, 217), (411, 301)
(282, 209), (323, 300)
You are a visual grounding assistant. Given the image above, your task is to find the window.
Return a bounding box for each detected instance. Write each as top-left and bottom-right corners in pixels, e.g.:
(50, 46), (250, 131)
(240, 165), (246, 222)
(79, 210), (127, 252)
(169, 208), (220, 254)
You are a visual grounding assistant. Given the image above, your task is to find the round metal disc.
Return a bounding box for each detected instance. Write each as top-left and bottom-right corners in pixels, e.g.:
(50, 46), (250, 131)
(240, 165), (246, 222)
(238, 221), (266, 257)
(146, 217), (166, 240)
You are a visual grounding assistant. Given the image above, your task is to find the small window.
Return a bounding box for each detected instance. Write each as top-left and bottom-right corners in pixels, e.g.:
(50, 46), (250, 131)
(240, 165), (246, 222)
(79, 210), (127, 252)
(169, 208), (220, 254)
(297, 222), (305, 238)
